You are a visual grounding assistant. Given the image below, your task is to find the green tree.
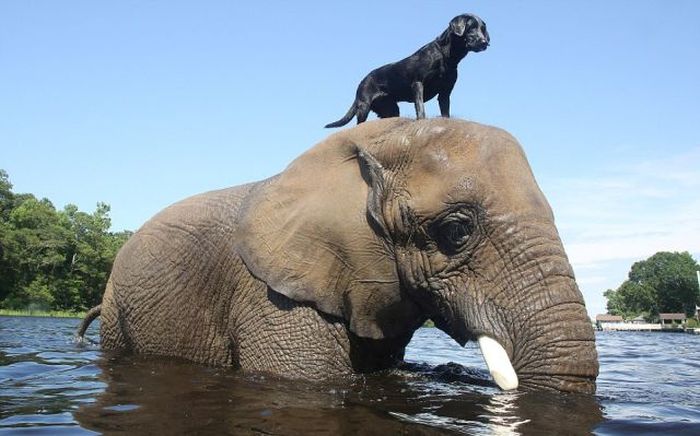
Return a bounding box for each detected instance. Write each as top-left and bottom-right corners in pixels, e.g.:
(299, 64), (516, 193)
(634, 251), (700, 316)
(604, 251), (700, 319)
(604, 281), (655, 319)
(1, 196), (71, 306)
(0, 170), (16, 296)
(0, 169), (132, 311)
(0, 169), (14, 220)
(60, 202), (127, 309)
(4, 277), (55, 310)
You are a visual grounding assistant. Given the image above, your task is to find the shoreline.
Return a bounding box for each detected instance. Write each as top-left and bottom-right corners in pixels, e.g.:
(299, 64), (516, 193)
(0, 309), (86, 319)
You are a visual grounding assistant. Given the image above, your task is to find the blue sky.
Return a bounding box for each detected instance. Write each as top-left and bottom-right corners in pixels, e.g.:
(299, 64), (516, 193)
(2, 1), (699, 318)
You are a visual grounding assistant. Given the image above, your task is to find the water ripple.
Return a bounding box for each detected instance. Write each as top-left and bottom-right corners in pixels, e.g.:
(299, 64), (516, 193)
(1, 316), (699, 434)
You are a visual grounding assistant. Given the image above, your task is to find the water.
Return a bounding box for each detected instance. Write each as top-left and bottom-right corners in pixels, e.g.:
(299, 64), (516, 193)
(1, 317), (698, 435)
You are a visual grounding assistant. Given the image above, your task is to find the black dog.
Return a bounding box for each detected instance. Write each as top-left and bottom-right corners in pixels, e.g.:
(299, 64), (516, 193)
(325, 14), (489, 128)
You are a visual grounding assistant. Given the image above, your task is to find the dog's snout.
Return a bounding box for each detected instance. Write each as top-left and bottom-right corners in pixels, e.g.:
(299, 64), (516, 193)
(472, 35), (488, 48)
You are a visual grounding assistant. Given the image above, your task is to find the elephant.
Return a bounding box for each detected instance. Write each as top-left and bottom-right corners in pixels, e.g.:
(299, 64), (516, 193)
(77, 118), (598, 393)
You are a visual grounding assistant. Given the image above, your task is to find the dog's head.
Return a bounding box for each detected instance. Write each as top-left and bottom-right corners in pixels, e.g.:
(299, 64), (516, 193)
(449, 14), (490, 53)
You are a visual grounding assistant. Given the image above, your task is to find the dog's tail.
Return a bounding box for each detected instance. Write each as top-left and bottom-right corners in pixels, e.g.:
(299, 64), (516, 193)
(76, 304), (101, 341)
(324, 102), (357, 128)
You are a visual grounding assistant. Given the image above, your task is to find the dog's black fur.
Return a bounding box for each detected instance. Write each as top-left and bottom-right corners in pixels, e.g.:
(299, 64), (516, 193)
(325, 14), (489, 128)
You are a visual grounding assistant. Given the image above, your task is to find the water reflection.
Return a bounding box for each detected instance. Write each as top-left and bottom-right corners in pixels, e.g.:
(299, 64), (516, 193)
(73, 353), (603, 435)
(75, 354), (437, 434)
(12, 318), (698, 434)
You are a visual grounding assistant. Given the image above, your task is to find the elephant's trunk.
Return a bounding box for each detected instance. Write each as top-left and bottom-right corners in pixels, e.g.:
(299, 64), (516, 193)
(494, 256), (598, 393)
(474, 300), (598, 394)
(511, 298), (598, 393)
(495, 225), (599, 394)
(472, 234), (599, 393)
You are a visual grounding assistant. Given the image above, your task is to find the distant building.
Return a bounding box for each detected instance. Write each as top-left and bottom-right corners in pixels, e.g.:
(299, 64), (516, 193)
(659, 313), (686, 327)
(629, 315), (646, 325)
(596, 314), (624, 330)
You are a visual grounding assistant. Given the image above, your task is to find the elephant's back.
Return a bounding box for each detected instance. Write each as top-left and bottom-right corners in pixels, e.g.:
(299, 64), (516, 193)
(145, 183), (258, 232)
(112, 182), (259, 282)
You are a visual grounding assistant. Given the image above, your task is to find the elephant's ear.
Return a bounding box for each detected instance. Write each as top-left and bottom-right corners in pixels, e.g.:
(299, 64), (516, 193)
(236, 138), (421, 339)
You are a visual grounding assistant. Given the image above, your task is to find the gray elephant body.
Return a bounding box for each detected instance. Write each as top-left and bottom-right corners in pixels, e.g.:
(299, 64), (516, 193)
(100, 183), (409, 377)
(96, 118), (598, 392)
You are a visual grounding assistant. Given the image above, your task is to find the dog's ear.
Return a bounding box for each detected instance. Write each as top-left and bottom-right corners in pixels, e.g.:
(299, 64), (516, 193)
(449, 15), (468, 37)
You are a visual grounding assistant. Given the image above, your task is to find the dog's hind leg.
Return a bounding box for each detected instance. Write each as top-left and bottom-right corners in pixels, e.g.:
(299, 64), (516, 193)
(355, 101), (371, 124)
(371, 98), (400, 119)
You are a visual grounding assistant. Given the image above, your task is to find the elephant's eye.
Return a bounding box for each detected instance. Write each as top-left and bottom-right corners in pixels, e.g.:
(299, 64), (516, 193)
(438, 216), (475, 253)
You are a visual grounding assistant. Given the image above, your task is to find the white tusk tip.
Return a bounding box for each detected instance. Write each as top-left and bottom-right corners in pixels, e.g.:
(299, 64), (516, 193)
(478, 335), (519, 391)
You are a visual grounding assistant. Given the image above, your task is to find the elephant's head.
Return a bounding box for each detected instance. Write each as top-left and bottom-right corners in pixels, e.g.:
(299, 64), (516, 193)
(237, 118), (598, 393)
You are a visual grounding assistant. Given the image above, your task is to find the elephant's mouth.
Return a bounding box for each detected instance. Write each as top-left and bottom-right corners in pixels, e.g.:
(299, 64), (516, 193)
(432, 316), (519, 390)
(433, 314), (596, 393)
(430, 315), (518, 390)
(418, 265), (598, 394)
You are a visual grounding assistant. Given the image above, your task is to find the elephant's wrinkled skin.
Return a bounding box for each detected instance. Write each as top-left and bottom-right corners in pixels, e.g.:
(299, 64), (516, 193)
(94, 118), (598, 393)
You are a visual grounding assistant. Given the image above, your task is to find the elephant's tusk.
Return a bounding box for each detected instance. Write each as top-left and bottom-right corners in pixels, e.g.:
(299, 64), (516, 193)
(478, 336), (519, 390)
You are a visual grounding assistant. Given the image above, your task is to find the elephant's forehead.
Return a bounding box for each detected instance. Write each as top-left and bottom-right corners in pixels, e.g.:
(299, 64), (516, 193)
(401, 122), (552, 219)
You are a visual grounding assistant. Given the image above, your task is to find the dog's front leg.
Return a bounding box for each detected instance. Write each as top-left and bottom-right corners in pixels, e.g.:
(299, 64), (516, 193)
(411, 82), (426, 119)
(439, 71), (457, 118)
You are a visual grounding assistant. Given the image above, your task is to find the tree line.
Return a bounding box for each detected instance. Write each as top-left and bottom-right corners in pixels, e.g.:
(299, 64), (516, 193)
(604, 251), (700, 320)
(0, 169), (132, 312)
